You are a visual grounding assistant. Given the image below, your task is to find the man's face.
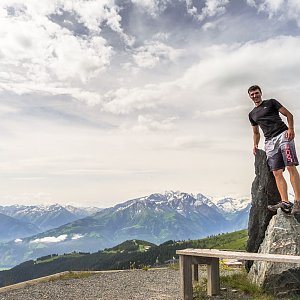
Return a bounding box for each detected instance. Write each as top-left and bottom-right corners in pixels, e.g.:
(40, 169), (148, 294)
(249, 89), (262, 106)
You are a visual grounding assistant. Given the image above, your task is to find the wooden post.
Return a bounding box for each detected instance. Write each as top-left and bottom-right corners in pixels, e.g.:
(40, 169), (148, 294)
(207, 258), (220, 296)
(179, 255), (193, 300)
(193, 264), (199, 282)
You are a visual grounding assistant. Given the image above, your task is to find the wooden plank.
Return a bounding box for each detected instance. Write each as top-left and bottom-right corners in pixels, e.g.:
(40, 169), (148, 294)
(176, 249), (300, 264)
(191, 256), (212, 265)
(192, 264), (199, 282)
(179, 255), (193, 300)
(207, 258), (220, 296)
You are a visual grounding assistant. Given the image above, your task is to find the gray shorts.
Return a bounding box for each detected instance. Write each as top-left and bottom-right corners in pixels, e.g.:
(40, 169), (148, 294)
(265, 130), (299, 171)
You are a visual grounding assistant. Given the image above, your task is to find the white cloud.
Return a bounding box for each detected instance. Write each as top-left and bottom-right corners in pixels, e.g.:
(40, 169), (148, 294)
(133, 115), (177, 131)
(30, 234), (68, 243)
(0, 14), (112, 83)
(103, 85), (167, 114)
(131, 0), (171, 17)
(152, 32), (170, 41)
(172, 135), (222, 149)
(101, 35), (300, 118)
(48, 35), (112, 83)
(62, 0), (112, 32)
(195, 105), (249, 118)
(202, 22), (217, 31)
(133, 41), (184, 68)
(1, 193), (53, 205)
(246, 0), (256, 6)
(58, 1), (134, 45)
(13, 177), (44, 181)
(0, 0), (126, 35)
(104, 4), (135, 46)
(133, 50), (159, 69)
(173, 136), (205, 149)
(0, 104), (19, 115)
(0, 0), (122, 104)
(131, 0), (230, 21)
(71, 234), (84, 240)
(185, 0), (229, 21)
(14, 238), (23, 243)
(2, 1), (300, 207)
(248, 0), (300, 25)
(249, 0), (283, 11)
(176, 36), (300, 100)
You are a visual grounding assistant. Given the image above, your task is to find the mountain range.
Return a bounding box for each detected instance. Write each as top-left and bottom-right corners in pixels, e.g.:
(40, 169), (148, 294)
(0, 191), (250, 269)
(0, 204), (100, 241)
(0, 213), (39, 242)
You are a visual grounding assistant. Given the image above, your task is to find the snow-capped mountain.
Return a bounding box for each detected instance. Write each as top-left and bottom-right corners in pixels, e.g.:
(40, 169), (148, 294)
(211, 196), (250, 214)
(64, 205), (100, 218)
(0, 204), (101, 233)
(0, 191), (250, 269)
(195, 193), (220, 209)
(112, 191), (229, 227)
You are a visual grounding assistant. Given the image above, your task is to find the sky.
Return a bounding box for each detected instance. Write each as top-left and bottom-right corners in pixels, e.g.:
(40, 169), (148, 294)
(1, 0), (300, 208)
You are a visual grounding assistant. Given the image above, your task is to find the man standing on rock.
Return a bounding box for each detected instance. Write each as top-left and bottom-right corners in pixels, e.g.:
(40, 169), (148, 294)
(248, 85), (300, 215)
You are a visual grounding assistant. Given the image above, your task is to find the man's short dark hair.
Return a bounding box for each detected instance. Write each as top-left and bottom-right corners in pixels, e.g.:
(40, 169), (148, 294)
(248, 85), (262, 94)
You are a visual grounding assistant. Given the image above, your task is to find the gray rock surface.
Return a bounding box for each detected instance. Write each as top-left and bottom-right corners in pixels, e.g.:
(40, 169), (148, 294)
(248, 209), (300, 296)
(246, 149), (280, 270)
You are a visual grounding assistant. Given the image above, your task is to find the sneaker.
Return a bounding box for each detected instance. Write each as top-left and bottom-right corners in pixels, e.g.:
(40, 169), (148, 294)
(291, 201), (300, 215)
(267, 201), (293, 213)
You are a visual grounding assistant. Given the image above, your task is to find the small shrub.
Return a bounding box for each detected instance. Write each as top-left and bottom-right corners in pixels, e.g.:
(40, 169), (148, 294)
(220, 270), (262, 295)
(193, 269), (278, 300)
(168, 263), (179, 270)
(51, 272), (94, 282)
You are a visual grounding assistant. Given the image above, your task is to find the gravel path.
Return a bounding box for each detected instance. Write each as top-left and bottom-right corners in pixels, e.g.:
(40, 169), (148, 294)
(0, 269), (181, 300)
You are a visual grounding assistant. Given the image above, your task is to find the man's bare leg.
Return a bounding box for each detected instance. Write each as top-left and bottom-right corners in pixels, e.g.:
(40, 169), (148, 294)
(286, 165), (300, 200)
(273, 169), (289, 202)
(268, 168), (293, 213)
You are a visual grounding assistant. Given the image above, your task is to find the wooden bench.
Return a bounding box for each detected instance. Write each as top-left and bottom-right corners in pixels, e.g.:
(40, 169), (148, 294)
(176, 249), (300, 300)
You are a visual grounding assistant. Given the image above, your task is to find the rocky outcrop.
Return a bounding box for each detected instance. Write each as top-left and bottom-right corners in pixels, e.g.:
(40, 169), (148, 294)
(246, 149), (280, 270)
(246, 149), (300, 296)
(248, 209), (300, 296)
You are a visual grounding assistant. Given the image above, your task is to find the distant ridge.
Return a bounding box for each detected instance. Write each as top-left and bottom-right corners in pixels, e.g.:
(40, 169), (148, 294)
(0, 204), (101, 236)
(0, 191), (250, 269)
(0, 213), (39, 242)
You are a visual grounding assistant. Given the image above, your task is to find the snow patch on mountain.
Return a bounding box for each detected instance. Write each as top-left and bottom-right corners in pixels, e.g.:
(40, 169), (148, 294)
(211, 196), (250, 213)
(112, 191), (249, 217)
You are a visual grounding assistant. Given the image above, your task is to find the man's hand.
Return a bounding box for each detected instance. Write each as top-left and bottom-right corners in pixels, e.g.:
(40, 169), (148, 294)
(253, 145), (258, 155)
(279, 107), (295, 140)
(286, 128), (295, 140)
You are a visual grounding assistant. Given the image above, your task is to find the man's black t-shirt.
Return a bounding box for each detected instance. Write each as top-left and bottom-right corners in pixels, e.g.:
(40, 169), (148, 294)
(249, 99), (288, 140)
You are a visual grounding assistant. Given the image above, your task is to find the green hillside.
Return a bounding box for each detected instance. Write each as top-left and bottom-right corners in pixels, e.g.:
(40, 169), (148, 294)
(0, 230), (247, 287)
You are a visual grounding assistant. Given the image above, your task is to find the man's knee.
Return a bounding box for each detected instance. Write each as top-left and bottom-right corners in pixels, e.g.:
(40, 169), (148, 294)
(273, 169), (284, 178)
(287, 165), (299, 174)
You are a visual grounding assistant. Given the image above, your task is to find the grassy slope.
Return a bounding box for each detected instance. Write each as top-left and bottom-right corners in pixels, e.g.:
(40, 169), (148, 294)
(0, 230), (248, 287)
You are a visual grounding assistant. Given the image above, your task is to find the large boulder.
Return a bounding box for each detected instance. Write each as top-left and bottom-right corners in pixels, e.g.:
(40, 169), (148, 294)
(246, 149), (280, 270)
(248, 209), (300, 296)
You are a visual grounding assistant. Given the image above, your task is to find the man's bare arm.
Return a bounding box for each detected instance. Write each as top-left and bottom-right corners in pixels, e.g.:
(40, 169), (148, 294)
(252, 125), (260, 155)
(279, 106), (295, 140)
